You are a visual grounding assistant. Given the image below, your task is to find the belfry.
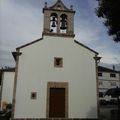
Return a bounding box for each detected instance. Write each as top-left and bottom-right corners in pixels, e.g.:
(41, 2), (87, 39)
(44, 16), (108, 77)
(43, 0), (75, 37)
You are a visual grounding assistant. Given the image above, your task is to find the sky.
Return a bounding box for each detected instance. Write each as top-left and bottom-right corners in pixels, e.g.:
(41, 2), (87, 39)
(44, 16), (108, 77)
(0, 0), (120, 70)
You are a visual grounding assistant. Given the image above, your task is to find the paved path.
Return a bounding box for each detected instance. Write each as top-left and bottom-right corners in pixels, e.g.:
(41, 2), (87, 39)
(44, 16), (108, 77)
(99, 105), (120, 120)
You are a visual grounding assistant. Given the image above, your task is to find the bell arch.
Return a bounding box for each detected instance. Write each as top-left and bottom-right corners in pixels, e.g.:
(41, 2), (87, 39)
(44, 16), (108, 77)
(43, 0), (75, 37)
(60, 14), (67, 33)
(50, 13), (58, 33)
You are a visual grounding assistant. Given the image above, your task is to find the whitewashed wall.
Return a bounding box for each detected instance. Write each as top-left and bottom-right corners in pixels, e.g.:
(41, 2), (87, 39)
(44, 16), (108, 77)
(14, 36), (97, 119)
(99, 72), (120, 81)
(99, 72), (120, 93)
(99, 80), (120, 89)
(1, 72), (15, 103)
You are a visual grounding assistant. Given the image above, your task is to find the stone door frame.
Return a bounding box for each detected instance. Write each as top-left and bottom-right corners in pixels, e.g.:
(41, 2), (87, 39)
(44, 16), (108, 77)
(46, 82), (68, 118)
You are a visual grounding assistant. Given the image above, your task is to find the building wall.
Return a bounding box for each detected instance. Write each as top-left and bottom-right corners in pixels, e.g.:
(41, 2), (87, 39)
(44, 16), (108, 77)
(98, 71), (120, 100)
(99, 72), (119, 81)
(1, 72), (15, 103)
(14, 36), (97, 118)
(99, 72), (120, 90)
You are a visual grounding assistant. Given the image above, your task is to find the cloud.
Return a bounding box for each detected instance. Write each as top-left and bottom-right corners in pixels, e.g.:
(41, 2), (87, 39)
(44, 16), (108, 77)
(0, 50), (15, 67)
(0, 0), (43, 43)
(100, 52), (120, 64)
(74, 0), (120, 66)
(0, 0), (43, 67)
(75, 21), (101, 45)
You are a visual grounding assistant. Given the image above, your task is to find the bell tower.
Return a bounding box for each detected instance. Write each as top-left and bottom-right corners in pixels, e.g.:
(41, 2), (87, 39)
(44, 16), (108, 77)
(43, 0), (75, 37)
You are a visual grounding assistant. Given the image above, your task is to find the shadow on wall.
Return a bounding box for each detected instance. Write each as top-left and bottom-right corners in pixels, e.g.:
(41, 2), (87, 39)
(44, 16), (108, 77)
(86, 106), (98, 119)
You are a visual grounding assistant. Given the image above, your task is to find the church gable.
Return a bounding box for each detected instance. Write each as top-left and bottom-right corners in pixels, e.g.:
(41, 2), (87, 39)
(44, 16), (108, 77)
(74, 40), (98, 55)
(49, 0), (70, 11)
(16, 38), (43, 50)
(15, 37), (98, 56)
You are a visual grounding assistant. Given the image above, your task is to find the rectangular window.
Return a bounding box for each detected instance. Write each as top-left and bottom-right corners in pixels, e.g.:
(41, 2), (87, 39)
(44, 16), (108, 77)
(99, 92), (104, 97)
(98, 72), (102, 77)
(99, 81), (103, 85)
(110, 73), (116, 78)
(111, 82), (116, 86)
(31, 92), (37, 100)
(54, 57), (63, 67)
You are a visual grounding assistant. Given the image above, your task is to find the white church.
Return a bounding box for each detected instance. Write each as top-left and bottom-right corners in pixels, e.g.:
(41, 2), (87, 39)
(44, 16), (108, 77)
(12, 0), (100, 119)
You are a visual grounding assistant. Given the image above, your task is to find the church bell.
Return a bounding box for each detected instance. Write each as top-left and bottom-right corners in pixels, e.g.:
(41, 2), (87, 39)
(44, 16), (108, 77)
(51, 16), (56, 27)
(60, 16), (67, 30)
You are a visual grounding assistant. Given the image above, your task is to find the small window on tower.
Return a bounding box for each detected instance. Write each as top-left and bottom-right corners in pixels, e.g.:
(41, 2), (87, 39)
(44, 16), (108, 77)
(54, 57), (63, 67)
(57, 4), (61, 9)
(31, 92), (37, 100)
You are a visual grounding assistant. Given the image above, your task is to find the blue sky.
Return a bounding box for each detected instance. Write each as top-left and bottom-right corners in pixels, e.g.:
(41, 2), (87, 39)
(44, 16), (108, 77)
(0, 0), (120, 70)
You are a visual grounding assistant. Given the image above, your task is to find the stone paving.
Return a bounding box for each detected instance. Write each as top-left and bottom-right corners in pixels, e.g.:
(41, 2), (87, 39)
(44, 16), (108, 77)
(99, 105), (120, 120)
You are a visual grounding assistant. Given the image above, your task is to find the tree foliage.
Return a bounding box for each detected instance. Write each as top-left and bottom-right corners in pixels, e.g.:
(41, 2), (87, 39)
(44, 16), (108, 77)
(96, 0), (120, 42)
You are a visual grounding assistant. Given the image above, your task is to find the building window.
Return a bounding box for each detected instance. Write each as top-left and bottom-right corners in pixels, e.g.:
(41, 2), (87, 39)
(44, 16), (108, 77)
(99, 92), (104, 97)
(111, 82), (116, 86)
(98, 72), (102, 77)
(31, 92), (37, 100)
(54, 57), (63, 67)
(110, 73), (116, 78)
(99, 81), (103, 85)
(57, 4), (61, 9)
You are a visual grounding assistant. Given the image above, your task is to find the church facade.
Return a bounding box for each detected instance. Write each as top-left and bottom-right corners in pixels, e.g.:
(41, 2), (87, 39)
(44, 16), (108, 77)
(12, 0), (99, 119)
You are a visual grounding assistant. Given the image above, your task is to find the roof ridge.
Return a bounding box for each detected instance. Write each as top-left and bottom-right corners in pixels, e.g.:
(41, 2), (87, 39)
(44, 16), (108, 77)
(16, 38), (43, 50)
(98, 66), (119, 73)
(74, 40), (98, 54)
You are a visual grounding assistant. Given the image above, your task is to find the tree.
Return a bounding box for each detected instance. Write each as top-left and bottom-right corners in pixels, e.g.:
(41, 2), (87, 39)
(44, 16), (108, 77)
(96, 0), (120, 42)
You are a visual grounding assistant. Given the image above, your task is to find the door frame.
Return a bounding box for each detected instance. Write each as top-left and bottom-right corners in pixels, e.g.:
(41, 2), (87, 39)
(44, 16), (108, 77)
(46, 82), (68, 118)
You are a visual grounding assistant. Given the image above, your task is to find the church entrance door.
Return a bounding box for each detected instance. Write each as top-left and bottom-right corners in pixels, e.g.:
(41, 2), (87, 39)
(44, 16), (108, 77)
(49, 88), (65, 118)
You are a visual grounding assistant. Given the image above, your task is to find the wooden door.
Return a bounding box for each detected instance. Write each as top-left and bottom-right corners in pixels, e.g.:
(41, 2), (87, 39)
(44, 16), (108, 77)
(49, 88), (65, 118)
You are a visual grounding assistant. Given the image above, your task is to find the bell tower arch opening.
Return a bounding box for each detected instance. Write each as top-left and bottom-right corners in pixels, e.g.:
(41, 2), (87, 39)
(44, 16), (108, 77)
(50, 13), (58, 33)
(60, 14), (67, 33)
